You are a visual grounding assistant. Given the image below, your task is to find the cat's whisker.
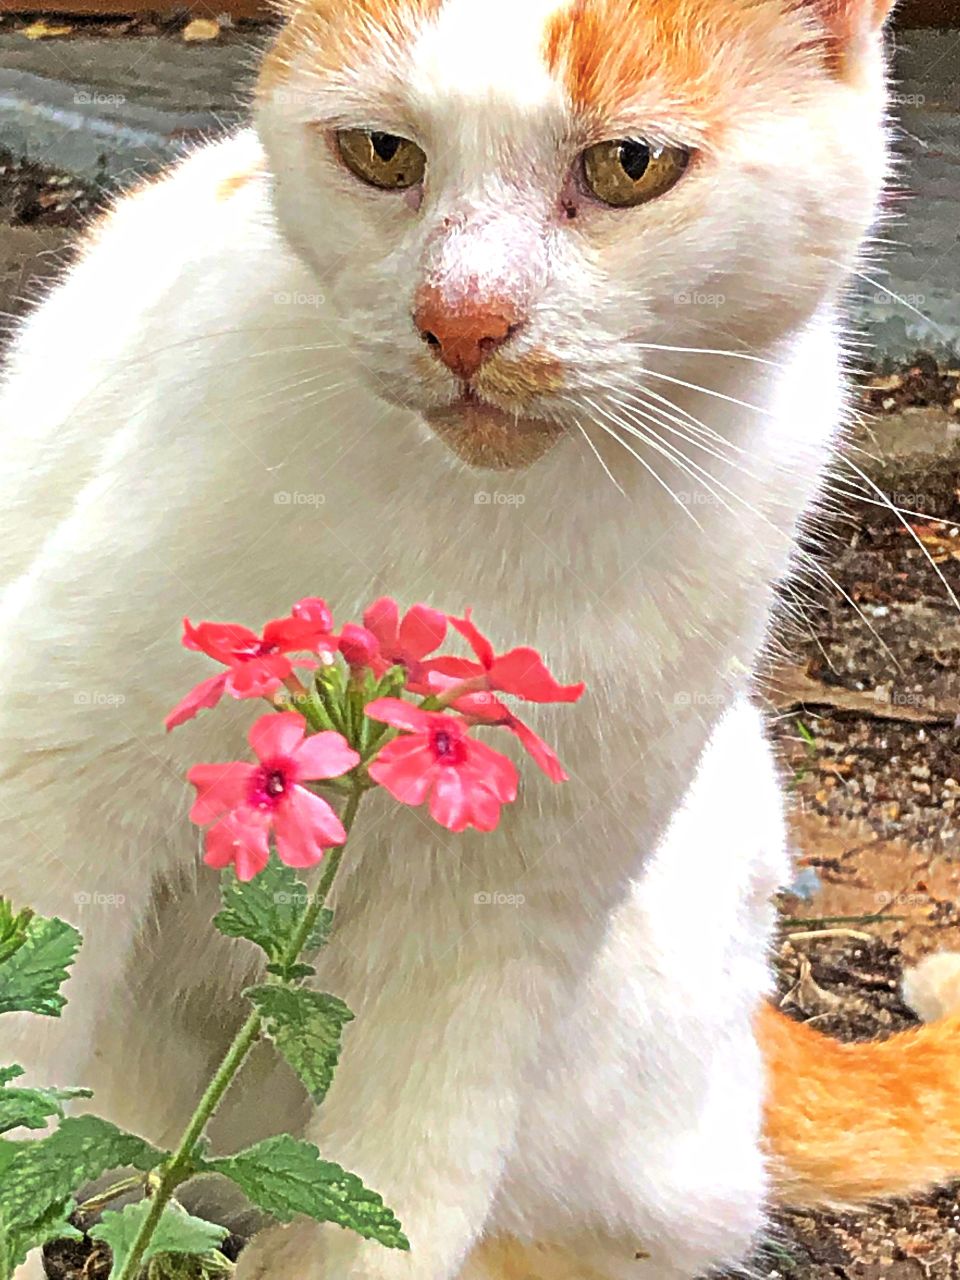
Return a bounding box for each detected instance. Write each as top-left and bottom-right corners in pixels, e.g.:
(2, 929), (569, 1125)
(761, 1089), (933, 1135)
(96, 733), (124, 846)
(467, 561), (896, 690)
(597, 395), (904, 671)
(640, 367), (774, 417)
(620, 382), (748, 455)
(627, 341), (784, 369)
(606, 392), (762, 480)
(580, 395), (703, 528)
(838, 454), (960, 616)
(826, 257), (950, 339)
(569, 409), (627, 497)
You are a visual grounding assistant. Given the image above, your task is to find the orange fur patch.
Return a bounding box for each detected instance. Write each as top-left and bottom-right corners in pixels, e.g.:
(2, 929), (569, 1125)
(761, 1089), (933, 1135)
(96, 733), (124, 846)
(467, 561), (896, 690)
(216, 163), (263, 202)
(261, 0), (443, 89)
(543, 0), (890, 124)
(545, 0), (806, 135)
(759, 1001), (960, 1206)
(476, 348), (565, 401)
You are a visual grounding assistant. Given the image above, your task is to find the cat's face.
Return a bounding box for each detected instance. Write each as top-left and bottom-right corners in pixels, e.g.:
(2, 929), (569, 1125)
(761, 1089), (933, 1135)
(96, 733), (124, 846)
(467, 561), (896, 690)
(257, 0), (891, 470)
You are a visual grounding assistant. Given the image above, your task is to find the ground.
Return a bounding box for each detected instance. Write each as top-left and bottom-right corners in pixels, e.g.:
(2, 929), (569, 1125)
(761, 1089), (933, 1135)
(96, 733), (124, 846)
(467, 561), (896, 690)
(0, 107), (958, 1280)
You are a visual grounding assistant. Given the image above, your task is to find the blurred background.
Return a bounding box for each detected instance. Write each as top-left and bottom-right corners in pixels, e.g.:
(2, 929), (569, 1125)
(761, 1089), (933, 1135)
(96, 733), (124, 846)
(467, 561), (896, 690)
(1, 5), (958, 1279)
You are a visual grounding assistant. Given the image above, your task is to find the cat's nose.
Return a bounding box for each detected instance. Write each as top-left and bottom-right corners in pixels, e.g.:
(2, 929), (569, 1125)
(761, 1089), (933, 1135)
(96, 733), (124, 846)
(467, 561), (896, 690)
(413, 287), (522, 380)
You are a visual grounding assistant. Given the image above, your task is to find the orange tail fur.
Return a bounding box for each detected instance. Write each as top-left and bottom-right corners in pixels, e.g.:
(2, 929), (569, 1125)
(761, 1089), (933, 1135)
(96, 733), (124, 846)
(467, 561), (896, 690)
(759, 956), (960, 1207)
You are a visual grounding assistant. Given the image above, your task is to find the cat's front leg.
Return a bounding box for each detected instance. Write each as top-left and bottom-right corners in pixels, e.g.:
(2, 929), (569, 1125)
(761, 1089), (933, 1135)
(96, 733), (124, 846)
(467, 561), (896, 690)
(233, 960), (538, 1280)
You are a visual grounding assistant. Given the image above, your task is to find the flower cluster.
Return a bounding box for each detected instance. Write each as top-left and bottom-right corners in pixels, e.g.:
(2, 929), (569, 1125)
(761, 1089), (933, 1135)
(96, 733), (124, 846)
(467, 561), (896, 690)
(169, 597), (584, 878)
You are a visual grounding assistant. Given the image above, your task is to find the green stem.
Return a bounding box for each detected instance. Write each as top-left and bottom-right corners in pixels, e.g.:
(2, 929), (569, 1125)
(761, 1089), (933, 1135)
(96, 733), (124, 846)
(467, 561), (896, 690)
(112, 784), (365, 1280)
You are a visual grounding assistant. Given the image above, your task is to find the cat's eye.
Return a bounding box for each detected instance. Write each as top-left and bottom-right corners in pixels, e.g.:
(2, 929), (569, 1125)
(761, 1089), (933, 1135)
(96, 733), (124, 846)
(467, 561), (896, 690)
(581, 139), (690, 208)
(336, 129), (426, 190)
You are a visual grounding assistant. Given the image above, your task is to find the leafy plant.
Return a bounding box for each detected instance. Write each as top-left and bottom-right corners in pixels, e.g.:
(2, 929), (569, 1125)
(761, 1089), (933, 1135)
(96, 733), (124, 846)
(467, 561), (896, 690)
(1, 594), (584, 1276)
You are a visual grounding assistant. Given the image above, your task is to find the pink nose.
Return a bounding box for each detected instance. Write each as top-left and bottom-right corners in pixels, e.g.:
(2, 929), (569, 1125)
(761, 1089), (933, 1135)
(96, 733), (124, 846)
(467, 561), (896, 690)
(414, 286), (522, 380)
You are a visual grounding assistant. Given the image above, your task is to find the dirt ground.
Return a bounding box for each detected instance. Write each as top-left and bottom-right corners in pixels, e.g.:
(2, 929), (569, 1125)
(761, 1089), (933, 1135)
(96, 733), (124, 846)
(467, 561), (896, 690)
(2, 152), (958, 1278)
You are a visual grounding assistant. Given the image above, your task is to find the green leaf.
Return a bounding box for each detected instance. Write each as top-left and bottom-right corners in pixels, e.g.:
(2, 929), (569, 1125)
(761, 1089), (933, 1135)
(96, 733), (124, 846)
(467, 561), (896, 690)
(0, 1115), (165, 1259)
(205, 1135), (408, 1250)
(0, 914), (81, 1017)
(0, 1196), (81, 1278)
(89, 1199), (228, 1280)
(214, 857), (331, 968)
(0, 900), (35, 967)
(0, 1064), (91, 1134)
(246, 987), (353, 1104)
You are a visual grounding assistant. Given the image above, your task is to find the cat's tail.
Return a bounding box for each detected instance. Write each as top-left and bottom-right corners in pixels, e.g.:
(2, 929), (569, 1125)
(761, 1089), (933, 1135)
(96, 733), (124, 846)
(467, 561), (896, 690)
(759, 952), (960, 1207)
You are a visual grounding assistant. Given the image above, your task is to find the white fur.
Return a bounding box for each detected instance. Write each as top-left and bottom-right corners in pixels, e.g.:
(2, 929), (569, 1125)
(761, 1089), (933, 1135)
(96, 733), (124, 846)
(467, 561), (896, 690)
(2, 1), (890, 1275)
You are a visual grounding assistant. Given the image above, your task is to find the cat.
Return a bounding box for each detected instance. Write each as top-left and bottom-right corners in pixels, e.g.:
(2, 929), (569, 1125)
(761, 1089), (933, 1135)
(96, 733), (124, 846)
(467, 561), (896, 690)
(4, 0), (960, 1277)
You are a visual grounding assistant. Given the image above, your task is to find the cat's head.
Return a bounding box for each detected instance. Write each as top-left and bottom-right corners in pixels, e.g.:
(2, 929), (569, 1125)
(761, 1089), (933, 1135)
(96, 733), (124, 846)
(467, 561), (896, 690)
(256, 0), (893, 470)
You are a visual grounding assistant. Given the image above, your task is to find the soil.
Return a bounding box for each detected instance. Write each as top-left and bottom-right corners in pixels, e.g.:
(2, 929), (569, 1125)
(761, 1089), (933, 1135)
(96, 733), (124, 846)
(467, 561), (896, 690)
(6, 148), (958, 1280)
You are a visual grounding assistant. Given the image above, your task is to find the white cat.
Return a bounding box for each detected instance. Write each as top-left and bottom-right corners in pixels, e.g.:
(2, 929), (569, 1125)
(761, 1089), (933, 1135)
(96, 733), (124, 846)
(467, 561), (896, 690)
(5, 1), (959, 1278)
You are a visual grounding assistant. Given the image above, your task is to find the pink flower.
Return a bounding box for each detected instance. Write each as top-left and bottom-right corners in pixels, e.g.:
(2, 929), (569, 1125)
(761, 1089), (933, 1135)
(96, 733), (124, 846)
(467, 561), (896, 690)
(453, 692), (568, 783)
(292, 597), (334, 631)
(338, 623), (380, 671)
(166, 614), (335, 731)
(425, 610), (584, 704)
(365, 698), (517, 833)
(187, 712), (359, 879)
(362, 597), (447, 686)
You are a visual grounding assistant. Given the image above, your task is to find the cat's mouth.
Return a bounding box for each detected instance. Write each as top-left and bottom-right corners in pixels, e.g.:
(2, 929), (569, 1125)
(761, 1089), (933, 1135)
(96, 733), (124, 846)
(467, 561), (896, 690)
(422, 388), (564, 471)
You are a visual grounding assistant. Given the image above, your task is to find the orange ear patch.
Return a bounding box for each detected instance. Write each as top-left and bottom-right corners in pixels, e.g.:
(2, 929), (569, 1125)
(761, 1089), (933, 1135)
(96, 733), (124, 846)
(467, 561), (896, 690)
(261, 0), (443, 88)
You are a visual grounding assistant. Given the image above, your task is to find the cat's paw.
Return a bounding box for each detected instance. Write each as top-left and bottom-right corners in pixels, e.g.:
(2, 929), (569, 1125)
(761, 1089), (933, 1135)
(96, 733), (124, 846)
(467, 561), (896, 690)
(235, 1222), (415, 1280)
(234, 1223), (326, 1280)
(13, 1250), (48, 1280)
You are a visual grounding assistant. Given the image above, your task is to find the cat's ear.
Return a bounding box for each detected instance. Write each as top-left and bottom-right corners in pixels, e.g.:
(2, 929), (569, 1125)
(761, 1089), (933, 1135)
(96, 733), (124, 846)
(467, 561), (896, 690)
(802, 0), (897, 44)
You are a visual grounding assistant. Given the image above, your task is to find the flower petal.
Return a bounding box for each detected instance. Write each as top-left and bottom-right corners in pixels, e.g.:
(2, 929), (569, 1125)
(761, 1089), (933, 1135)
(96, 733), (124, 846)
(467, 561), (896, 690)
(226, 654), (290, 699)
(364, 697), (437, 734)
(165, 672), (228, 731)
(362, 597), (400, 649)
(508, 716), (568, 783)
(428, 768), (503, 833)
(292, 731), (360, 782)
(449, 609), (495, 669)
(263, 615), (335, 654)
(292, 597), (334, 631)
(273, 786), (346, 867)
(248, 711), (307, 764)
(463, 739), (519, 801)
(368, 737), (436, 805)
(486, 647), (585, 703)
(187, 762), (255, 824)
(339, 623), (379, 670)
(204, 811), (271, 881)
(398, 604), (447, 660)
(183, 619), (260, 664)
